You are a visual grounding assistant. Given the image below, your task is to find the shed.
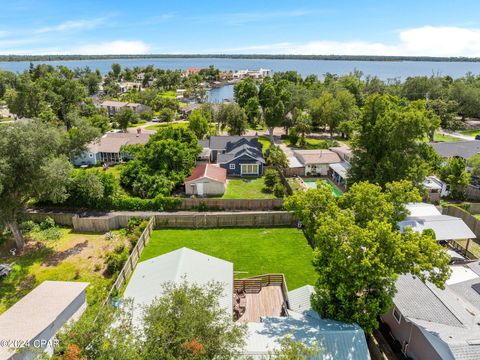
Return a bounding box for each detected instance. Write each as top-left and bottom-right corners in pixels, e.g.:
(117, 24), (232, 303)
(185, 163), (227, 196)
(0, 281), (89, 360)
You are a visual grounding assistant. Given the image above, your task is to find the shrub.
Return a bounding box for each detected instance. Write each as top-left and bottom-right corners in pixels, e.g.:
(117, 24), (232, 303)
(264, 169), (280, 191)
(273, 183), (286, 198)
(105, 249), (128, 276)
(20, 220), (36, 232)
(289, 128), (299, 146)
(39, 217), (56, 230)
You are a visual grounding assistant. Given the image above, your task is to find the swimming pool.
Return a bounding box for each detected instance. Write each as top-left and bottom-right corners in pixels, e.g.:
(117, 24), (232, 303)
(303, 179), (343, 197)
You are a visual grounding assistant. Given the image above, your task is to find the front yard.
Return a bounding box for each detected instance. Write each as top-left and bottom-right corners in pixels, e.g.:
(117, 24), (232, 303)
(222, 177), (277, 199)
(140, 228), (317, 290)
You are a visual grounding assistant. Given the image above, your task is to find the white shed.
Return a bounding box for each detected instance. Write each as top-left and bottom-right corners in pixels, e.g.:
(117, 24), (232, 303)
(0, 281), (89, 359)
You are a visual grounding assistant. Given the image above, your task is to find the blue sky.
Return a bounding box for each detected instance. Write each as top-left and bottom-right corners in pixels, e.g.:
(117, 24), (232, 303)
(1, 0), (480, 56)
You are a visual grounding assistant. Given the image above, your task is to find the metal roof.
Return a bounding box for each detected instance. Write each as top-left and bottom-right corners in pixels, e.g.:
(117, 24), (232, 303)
(329, 161), (351, 179)
(288, 285), (315, 314)
(244, 311), (370, 360)
(123, 248), (233, 326)
(399, 203), (475, 240)
(0, 281), (88, 359)
(398, 215), (475, 240)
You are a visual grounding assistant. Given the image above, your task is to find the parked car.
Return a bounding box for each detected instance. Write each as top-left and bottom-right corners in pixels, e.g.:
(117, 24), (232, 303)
(475, 135), (480, 140)
(151, 117), (160, 123)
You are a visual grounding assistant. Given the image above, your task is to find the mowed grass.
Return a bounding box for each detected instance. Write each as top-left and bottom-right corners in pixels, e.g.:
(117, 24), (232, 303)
(433, 132), (463, 142)
(459, 129), (480, 137)
(140, 228), (317, 290)
(222, 178), (276, 199)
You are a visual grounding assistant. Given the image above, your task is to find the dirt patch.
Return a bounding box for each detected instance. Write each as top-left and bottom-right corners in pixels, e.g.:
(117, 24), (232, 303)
(43, 241), (89, 266)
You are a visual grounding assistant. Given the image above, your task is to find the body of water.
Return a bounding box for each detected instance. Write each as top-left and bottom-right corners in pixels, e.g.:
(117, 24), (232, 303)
(4, 57), (480, 103)
(2, 57), (480, 80)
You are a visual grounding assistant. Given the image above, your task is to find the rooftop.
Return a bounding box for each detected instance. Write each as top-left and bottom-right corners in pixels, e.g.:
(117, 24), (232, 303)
(0, 281), (88, 359)
(245, 310), (369, 359)
(294, 150), (341, 165)
(394, 262), (480, 359)
(398, 203), (475, 241)
(185, 163), (227, 183)
(122, 248), (233, 326)
(88, 132), (150, 154)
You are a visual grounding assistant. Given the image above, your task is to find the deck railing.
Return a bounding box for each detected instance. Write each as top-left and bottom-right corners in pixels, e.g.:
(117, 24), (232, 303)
(234, 273), (290, 311)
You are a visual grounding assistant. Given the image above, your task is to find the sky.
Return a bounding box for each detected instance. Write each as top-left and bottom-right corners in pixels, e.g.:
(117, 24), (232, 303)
(1, 0), (480, 56)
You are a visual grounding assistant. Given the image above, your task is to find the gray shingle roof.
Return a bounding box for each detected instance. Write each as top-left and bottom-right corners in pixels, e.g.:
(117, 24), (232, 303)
(430, 140), (480, 159)
(393, 263), (480, 359)
(207, 136), (259, 150)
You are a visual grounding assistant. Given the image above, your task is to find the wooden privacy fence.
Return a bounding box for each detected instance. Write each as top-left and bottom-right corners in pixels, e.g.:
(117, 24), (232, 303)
(177, 198), (284, 211)
(104, 216), (155, 304)
(154, 211), (296, 229)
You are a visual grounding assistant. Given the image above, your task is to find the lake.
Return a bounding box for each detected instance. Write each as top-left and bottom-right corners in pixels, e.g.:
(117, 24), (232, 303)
(3, 57), (480, 103)
(2, 57), (480, 80)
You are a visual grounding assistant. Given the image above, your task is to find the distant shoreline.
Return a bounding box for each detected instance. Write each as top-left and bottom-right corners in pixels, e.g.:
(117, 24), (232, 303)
(1, 54), (480, 63)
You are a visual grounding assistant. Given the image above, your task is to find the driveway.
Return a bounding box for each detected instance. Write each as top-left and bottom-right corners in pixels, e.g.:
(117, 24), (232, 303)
(438, 129), (475, 141)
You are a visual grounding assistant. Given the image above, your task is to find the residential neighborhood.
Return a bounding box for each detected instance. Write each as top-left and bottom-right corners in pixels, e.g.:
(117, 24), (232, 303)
(3, 1), (480, 359)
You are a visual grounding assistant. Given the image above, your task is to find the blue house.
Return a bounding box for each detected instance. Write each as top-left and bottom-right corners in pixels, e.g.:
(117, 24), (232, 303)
(71, 132), (150, 166)
(199, 136), (265, 177)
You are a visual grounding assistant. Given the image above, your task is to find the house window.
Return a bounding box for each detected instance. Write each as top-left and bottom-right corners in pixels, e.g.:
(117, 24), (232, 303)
(241, 164), (259, 175)
(392, 307), (402, 324)
(229, 164), (235, 170)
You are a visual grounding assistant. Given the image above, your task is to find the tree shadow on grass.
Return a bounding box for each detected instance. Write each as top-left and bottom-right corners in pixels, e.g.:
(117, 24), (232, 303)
(0, 242), (54, 312)
(42, 240), (88, 267)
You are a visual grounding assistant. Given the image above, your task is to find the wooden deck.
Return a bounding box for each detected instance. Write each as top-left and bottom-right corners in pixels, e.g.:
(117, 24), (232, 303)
(237, 285), (285, 323)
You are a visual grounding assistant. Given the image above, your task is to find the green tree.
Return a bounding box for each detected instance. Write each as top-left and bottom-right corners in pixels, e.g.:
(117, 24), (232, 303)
(440, 157), (470, 199)
(265, 144), (288, 168)
(188, 109), (210, 139)
(115, 107), (139, 132)
(120, 127), (200, 198)
(217, 103), (248, 136)
(349, 95), (437, 186)
(158, 108), (176, 122)
(293, 112), (312, 146)
(234, 77), (258, 107)
(56, 281), (246, 359)
(285, 181), (450, 334)
(111, 63), (122, 79)
(468, 153), (480, 177)
(0, 121), (71, 248)
(265, 337), (321, 359)
(244, 97), (261, 126)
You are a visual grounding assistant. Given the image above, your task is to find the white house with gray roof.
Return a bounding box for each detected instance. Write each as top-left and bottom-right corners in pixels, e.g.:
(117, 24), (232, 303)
(382, 262), (480, 360)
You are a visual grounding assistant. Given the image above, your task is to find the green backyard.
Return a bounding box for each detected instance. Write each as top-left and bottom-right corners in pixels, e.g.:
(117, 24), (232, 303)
(140, 228), (317, 290)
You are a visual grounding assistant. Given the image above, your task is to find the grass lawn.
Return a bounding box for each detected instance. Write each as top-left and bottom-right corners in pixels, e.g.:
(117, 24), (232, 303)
(283, 137), (339, 150)
(222, 177), (276, 199)
(145, 122), (189, 131)
(128, 120), (147, 128)
(258, 136), (272, 154)
(459, 129), (480, 136)
(433, 132), (463, 142)
(0, 228), (128, 314)
(453, 239), (480, 258)
(140, 228), (317, 290)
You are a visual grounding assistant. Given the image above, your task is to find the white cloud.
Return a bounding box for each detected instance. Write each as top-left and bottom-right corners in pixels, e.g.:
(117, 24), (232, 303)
(69, 40), (151, 55)
(35, 17), (107, 34)
(222, 26), (480, 57)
